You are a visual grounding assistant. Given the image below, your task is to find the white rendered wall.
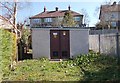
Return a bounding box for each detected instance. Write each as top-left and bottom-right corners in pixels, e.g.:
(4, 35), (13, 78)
(70, 29), (89, 58)
(32, 28), (50, 59)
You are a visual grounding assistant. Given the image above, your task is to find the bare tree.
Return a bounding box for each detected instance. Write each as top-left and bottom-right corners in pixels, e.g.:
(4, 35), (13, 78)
(80, 8), (90, 27)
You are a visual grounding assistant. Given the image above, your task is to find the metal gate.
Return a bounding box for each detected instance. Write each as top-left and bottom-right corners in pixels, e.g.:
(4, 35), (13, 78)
(50, 30), (70, 59)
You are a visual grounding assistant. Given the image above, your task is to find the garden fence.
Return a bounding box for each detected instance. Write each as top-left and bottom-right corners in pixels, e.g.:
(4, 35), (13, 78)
(89, 32), (120, 59)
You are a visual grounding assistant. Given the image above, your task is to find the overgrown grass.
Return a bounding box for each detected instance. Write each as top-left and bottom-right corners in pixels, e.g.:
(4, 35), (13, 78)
(2, 51), (120, 82)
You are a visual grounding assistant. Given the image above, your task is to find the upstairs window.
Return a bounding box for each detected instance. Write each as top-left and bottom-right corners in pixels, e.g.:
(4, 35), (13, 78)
(74, 17), (80, 21)
(44, 18), (52, 22)
(111, 14), (115, 19)
(31, 19), (41, 23)
(111, 22), (116, 27)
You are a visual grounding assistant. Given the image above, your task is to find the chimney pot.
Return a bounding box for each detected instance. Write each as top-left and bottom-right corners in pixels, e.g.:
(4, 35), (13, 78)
(44, 6), (46, 12)
(68, 5), (71, 10)
(112, 2), (117, 6)
(55, 7), (58, 11)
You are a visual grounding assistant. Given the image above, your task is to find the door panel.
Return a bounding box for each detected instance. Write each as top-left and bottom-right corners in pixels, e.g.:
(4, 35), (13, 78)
(60, 30), (70, 59)
(50, 30), (70, 59)
(50, 30), (60, 59)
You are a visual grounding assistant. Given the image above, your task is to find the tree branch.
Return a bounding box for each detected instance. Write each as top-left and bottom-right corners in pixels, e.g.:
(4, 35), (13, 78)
(0, 15), (15, 28)
(0, 2), (13, 15)
(0, 15), (21, 38)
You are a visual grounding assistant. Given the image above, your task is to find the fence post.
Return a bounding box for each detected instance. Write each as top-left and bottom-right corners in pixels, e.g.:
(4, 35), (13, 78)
(116, 33), (120, 64)
(98, 34), (100, 53)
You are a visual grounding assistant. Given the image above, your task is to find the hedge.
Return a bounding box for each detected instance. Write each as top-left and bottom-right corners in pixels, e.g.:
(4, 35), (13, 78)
(0, 29), (16, 81)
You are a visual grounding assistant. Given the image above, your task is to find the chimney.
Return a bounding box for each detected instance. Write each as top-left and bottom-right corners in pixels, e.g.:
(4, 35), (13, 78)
(55, 7), (58, 11)
(44, 6), (46, 12)
(68, 5), (71, 10)
(112, 1), (117, 6)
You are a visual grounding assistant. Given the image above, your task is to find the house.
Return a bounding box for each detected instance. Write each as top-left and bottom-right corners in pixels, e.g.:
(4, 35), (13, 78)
(99, 2), (120, 28)
(29, 6), (83, 27)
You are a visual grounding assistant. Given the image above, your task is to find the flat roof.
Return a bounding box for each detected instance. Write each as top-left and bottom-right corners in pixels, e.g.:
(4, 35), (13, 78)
(32, 27), (90, 31)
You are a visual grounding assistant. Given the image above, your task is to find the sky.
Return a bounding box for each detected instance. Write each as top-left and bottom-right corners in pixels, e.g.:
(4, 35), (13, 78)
(2, 0), (119, 27)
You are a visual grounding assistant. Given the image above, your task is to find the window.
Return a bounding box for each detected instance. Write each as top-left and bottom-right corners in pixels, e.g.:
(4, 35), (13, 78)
(62, 51), (67, 57)
(111, 22), (116, 27)
(31, 19), (41, 23)
(111, 12), (118, 19)
(74, 17), (80, 21)
(111, 14), (115, 19)
(53, 51), (59, 59)
(44, 18), (52, 22)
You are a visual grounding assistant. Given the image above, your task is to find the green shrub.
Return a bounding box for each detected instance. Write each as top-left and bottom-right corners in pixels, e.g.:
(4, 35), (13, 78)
(38, 57), (49, 62)
(73, 52), (116, 67)
(0, 29), (16, 80)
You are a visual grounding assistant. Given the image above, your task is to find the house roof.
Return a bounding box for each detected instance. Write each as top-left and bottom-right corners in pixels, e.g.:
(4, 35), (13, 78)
(101, 4), (120, 12)
(30, 10), (83, 19)
(99, 2), (120, 19)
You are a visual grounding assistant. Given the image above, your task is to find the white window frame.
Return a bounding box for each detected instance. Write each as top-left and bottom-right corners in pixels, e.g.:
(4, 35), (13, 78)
(31, 19), (41, 23)
(74, 17), (80, 21)
(44, 18), (52, 22)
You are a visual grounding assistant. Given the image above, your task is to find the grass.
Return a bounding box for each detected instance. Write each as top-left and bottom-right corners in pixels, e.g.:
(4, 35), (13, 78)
(2, 52), (120, 82)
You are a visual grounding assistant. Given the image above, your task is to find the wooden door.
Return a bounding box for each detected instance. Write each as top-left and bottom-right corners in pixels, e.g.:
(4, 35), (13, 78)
(60, 30), (70, 59)
(50, 30), (70, 59)
(50, 30), (60, 59)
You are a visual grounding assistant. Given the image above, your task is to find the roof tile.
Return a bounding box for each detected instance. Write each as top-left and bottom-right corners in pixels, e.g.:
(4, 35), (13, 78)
(30, 10), (82, 19)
